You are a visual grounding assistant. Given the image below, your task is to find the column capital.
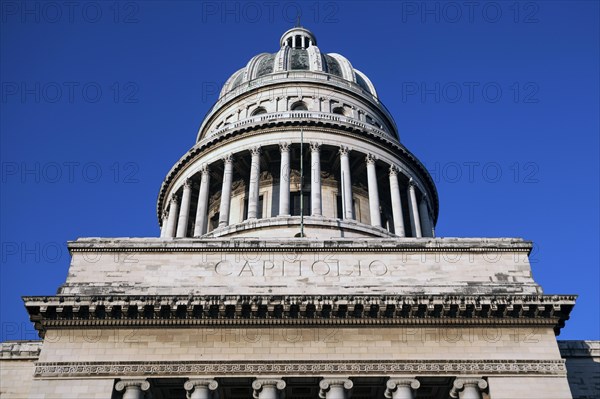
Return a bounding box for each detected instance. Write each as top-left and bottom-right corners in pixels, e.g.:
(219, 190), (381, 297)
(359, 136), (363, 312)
(183, 178), (193, 189)
(310, 141), (322, 152)
(319, 378), (353, 398)
(250, 146), (262, 156)
(170, 194), (180, 204)
(252, 378), (286, 397)
(389, 164), (399, 176)
(384, 378), (420, 398)
(339, 146), (351, 156)
(115, 379), (150, 392)
(279, 142), (291, 152)
(450, 378), (487, 398)
(222, 153), (234, 164)
(184, 378), (219, 392)
(161, 209), (169, 219)
(366, 153), (377, 165)
(408, 178), (416, 188)
(200, 164), (210, 175)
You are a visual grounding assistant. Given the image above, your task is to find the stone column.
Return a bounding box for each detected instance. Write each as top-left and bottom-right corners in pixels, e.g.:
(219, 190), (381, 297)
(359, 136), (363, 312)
(339, 146), (353, 220)
(218, 154), (234, 227)
(193, 164), (211, 236)
(366, 153), (381, 227)
(450, 378), (488, 399)
(165, 194), (179, 238)
(252, 378), (286, 399)
(319, 378), (353, 399)
(176, 178), (193, 237)
(301, 36), (306, 48)
(184, 378), (218, 399)
(310, 142), (322, 216)
(247, 146), (261, 219)
(407, 180), (422, 237)
(389, 166), (406, 237)
(419, 196), (433, 237)
(159, 210), (168, 238)
(278, 142), (290, 216)
(115, 379), (150, 399)
(384, 378), (420, 399)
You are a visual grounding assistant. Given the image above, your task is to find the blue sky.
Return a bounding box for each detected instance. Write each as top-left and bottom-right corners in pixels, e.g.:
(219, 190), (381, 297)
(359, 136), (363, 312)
(1, 1), (598, 341)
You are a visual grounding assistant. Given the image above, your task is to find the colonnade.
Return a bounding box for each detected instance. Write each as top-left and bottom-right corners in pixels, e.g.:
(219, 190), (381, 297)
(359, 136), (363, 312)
(116, 377), (488, 399)
(285, 35), (314, 48)
(160, 143), (434, 238)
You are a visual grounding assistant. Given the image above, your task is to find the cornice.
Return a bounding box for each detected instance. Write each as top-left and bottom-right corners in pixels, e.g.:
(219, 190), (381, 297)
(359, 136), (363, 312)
(66, 237), (534, 254)
(23, 294), (576, 337)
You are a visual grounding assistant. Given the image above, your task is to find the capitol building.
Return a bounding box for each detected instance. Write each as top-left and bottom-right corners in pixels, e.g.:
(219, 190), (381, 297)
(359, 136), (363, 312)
(1, 27), (598, 399)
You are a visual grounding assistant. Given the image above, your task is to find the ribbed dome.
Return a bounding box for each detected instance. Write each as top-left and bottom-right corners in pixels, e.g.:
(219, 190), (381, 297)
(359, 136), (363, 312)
(156, 26), (439, 242)
(219, 27), (378, 99)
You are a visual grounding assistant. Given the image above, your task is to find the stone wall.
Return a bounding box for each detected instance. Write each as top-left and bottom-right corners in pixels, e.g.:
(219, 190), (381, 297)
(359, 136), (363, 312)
(6, 338), (599, 398)
(59, 237), (540, 296)
(559, 340), (600, 399)
(0, 341), (41, 398)
(36, 326), (562, 364)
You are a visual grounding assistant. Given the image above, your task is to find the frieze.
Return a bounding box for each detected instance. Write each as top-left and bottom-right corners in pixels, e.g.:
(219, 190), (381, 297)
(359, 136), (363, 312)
(33, 359), (567, 379)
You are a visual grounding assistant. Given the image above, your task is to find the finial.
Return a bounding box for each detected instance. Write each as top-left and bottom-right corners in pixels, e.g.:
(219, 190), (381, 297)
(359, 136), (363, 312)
(296, 14), (301, 28)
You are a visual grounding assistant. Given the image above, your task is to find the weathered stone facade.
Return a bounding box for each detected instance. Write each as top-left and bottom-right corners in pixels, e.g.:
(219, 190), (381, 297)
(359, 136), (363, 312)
(1, 26), (597, 399)
(559, 341), (600, 399)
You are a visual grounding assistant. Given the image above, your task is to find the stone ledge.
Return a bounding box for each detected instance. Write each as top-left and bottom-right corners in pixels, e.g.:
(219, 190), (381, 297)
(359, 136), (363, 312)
(67, 237), (533, 253)
(0, 341), (42, 359)
(558, 340), (600, 358)
(23, 294), (575, 337)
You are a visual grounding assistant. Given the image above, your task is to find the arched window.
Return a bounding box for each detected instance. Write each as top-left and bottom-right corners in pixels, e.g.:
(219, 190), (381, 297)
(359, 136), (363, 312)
(251, 107), (267, 116)
(291, 101), (308, 111)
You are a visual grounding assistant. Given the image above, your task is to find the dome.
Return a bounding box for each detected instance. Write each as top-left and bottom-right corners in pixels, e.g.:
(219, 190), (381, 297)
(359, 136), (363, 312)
(158, 27), (439, 241)
(219, 27), (378, 99)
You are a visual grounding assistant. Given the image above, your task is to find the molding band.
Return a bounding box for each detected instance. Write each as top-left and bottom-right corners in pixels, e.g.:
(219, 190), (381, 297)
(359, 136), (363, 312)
(33, 359), (567, 379)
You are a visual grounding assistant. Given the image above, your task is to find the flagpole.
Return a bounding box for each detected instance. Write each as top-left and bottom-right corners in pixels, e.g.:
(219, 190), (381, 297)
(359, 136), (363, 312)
(300, 127), (304, 237)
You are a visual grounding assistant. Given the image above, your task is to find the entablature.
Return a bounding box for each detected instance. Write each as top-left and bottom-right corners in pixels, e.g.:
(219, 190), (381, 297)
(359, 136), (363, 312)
(24, 294), (576, 337)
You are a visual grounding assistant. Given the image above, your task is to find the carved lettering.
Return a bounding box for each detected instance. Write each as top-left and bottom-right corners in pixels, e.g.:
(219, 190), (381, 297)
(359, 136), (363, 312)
(211, 257), (391, 278)
(214, 261), (232, 276)
(311, 260), (331, 276)
(238, 261), (254, 276)
(368, 260), (388, 276)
